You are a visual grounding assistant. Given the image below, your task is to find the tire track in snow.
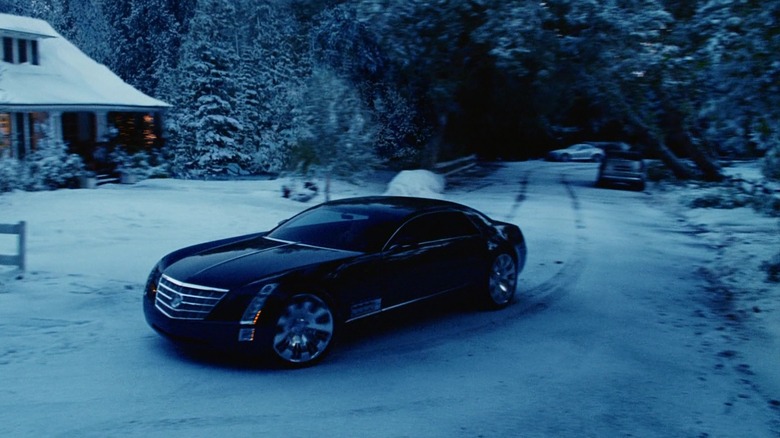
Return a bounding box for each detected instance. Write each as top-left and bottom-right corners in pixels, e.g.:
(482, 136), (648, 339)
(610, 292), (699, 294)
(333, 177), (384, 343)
(504, 169), (531, 222)
(338, 166), (591, 359)
(516, 173), (588, 315)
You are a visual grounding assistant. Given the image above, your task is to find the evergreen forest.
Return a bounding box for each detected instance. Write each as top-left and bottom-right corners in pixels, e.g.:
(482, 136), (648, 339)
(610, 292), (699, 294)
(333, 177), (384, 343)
(2, 0), (779, 182)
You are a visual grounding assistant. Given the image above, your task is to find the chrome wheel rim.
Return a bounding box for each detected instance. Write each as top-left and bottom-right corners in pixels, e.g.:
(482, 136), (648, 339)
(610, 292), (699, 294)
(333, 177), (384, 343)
(273, 294), (334, 364)
(489, 254), (517, 305)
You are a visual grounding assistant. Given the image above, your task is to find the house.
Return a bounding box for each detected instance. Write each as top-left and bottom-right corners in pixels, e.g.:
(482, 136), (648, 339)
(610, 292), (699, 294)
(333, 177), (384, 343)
(0, 13), (170, 172)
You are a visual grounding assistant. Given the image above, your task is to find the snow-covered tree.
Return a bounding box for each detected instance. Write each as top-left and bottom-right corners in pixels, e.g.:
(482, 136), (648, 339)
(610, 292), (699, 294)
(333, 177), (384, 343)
(690, 0), (780, 180)
(288, 66), (378, 179)
(231, 0), (311, 174)
(170, 0), (247, 178)
(120, 0), (180, 95)
(355, 0), (495, 165)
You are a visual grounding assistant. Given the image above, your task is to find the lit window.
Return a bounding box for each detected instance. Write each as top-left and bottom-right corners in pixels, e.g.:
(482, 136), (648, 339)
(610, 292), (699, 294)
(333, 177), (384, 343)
(143, 114), (157, 146)
(0, 113), (11, 156)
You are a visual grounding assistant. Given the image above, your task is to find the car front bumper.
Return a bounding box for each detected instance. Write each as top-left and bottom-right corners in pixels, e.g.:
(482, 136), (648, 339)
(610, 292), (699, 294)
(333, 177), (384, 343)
(143, 294), (271, 353)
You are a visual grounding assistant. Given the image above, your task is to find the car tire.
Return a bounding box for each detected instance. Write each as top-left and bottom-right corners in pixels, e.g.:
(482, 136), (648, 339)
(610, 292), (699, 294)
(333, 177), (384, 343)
(592, 154), (604, 162)
(270, 293), (335, 367)
(483, 252), (518, 310)
(560, 154), (571, 162)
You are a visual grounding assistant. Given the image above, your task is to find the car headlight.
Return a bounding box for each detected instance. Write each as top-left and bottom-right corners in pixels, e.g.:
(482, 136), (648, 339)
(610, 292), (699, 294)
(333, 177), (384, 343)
(145, 265), (162, 299)
(240, 283), (278, 325)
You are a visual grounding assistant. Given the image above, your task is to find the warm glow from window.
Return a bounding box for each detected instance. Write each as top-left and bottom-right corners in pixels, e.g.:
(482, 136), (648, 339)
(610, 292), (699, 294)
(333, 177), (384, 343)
(0, 113), (11, 155)
(143, 114), (157, 146)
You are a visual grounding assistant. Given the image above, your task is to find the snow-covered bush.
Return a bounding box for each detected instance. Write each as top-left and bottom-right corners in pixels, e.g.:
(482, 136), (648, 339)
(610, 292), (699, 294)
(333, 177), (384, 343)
(762, 253), (780, 283)
(109, 147), (171, 180)
(689, 179), (780, 217)
(0, 154), (23, 193)
(762, 142), (780, 181)
(25, 141), (85, 190)
(384, 169), (445, 198)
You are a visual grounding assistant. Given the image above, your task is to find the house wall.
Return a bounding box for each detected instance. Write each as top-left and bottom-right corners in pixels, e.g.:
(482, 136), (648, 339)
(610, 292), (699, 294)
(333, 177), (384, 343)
(1, 109), (166, 173)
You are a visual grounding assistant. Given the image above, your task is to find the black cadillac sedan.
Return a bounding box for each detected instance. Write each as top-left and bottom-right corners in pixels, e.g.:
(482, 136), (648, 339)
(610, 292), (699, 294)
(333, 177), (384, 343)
(144, 196), (526, 366)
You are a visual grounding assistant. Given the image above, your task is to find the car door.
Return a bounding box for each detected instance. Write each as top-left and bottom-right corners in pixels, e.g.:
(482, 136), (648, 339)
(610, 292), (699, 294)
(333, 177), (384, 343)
(574, 144), (590, 160)
(378, 210), (486, 308)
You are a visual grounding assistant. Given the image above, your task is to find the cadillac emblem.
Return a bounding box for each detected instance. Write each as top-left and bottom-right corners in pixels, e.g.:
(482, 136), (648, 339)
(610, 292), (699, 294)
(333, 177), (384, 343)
(170, 292), (183, 309)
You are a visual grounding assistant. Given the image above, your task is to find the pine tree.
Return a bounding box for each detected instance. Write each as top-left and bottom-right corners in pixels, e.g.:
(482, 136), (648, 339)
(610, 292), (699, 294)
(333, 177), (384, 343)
(121, 0), (180, 94)
(171, 0), (247, 178)
(232, 1), (301, 174)
(289, 66), (378, 180)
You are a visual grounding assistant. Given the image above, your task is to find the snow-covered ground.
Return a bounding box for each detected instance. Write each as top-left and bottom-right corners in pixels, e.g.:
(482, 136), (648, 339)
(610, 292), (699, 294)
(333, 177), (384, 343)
(0, 161), (778, 437)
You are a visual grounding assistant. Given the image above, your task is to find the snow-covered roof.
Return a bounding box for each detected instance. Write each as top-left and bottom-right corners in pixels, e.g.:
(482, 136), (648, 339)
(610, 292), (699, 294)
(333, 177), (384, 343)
(0, 13), (170, 112)
(0, 13), (57, 39)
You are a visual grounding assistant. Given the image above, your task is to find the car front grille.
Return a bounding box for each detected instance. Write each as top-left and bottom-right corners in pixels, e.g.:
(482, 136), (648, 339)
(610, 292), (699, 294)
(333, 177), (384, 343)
(155, 275), (229, 320)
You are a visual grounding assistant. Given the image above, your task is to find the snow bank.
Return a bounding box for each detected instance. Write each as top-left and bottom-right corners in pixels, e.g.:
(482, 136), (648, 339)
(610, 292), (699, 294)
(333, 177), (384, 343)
(384, 170), (445, 198)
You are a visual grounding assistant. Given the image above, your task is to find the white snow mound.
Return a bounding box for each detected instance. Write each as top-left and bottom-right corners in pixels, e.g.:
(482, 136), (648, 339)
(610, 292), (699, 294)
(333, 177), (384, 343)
(384, 170), (445, 198)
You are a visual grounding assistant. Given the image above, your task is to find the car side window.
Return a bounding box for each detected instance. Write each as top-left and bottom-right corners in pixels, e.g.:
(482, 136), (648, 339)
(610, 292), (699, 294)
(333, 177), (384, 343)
(388, 211), (480, 248)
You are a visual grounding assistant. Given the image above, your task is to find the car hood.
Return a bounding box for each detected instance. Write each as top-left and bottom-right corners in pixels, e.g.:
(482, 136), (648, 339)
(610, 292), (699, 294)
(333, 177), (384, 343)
(162, 236), (359, 290)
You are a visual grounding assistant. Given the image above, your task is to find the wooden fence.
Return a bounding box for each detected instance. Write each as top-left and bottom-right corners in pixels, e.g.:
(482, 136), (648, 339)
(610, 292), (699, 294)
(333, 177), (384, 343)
(434, 154), (477, 176)
(0, 221), (26, 271)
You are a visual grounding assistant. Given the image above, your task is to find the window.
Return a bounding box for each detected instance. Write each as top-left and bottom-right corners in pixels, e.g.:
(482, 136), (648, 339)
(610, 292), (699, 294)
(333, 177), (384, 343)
(1, 37), (40, 65)
(15, 113), (26, 159)
(18, 39), (27, 63)
(2, 37), (12, 63)
(0, 113), (11, 156)
(31, 40), (38, 65)
(390, 211), (480, 248)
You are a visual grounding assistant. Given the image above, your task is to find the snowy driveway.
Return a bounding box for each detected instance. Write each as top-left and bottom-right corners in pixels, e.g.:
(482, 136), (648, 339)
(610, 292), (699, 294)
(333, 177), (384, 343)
(1, 161), (778, 437)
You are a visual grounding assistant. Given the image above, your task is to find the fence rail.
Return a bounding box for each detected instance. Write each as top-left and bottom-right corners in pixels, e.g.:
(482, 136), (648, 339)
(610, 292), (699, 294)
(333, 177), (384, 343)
(434, 154), (477, 176)
(0, 221), (26, 271)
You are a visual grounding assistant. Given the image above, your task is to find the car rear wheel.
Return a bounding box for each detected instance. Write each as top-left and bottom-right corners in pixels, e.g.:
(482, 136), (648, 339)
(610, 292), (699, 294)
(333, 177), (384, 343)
(485, 253), (517, 309)
(271, 294), (335, 366)
(560, 154), (571, 162)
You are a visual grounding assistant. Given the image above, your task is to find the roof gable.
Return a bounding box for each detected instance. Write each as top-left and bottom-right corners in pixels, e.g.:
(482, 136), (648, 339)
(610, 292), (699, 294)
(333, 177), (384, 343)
(0, 13), (170, 112)
(0, 13), (57, 39)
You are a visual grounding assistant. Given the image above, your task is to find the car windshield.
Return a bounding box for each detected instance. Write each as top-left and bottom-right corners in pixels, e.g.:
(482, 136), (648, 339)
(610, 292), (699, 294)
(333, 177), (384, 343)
(266, 206), (400, 253)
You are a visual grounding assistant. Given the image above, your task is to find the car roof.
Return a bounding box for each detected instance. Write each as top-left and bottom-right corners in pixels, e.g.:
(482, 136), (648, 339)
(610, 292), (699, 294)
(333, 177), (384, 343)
(322, 196), (471, 221)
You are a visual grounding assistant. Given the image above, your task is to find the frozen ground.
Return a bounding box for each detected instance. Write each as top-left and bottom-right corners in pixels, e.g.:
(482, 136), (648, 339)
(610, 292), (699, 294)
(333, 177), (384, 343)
(0, 161), (778, 437)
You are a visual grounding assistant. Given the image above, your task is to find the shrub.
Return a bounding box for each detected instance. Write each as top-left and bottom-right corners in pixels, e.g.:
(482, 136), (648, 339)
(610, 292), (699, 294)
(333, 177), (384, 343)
(0, 155), (22, 193)
(0, 141), (85, 192)
(762, 253), (780, 283)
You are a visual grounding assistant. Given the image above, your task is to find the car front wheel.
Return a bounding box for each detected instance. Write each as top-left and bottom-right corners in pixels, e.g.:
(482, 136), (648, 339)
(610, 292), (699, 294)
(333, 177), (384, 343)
(271, 293), (335, 366)
(484, 253), (518, 309)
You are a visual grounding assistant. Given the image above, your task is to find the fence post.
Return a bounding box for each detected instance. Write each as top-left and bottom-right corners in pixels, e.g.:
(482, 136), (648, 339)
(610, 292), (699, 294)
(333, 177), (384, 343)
(18, 221), (26, 271)
(0, 221), (25, 271)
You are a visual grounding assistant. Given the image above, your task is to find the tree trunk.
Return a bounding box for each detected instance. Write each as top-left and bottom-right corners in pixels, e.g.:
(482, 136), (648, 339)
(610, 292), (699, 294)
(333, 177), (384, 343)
(684, 134), (724, 182)
(421, 114), (447, 169)
(631, 115), (697, 180)
(653, 140), (698, 180)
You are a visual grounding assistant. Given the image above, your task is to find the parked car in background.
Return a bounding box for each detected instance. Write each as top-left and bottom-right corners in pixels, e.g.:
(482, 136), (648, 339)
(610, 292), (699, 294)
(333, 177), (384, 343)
(144, 196), (527, 367)
(547, 143), (605, 162)
(588, 141), (630, 154)
(596, 151), (647, 191)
